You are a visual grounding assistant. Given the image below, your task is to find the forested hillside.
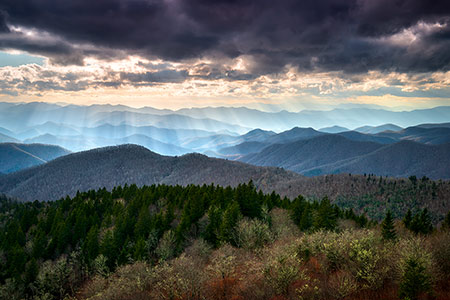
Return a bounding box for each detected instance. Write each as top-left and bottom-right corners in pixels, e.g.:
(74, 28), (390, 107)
(1, 144), (450, 222)
(1, 184), (449, 300)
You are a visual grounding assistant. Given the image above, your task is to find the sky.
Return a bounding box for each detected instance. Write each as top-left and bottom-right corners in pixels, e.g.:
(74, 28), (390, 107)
(0, 0), (449, 111)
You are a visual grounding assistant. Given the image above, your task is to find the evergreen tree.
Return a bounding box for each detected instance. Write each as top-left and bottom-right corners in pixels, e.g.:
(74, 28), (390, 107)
(219, 201), (241, 244)
(133, 238), (147, 261)
(83, 226), (99, 262)
(299, 205), (313, 231)
(403, 209), (412, 229)
(313, 197), (337, 231)
(381, 210), (397, 240)
(291, 195), (306, 226)
(443, 211), (450, 230)
(399, 258), (431, 300)
(419, 208), (433, 234)
(409, 209), (433, 235)
(203, 206), (222, 247)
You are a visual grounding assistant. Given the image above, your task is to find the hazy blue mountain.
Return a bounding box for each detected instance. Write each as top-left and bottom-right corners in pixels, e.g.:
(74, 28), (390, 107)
(91, 111), (249, 133)
(240, 135), (383, 174)
(33, 122), (81, 136)
(307, 141), (450, 179)
(0, 143), (71, 174)
(415, 122), (450, 129)
(337, 131), (397, 144)
(215, 141), (270, 158)
(0, 103), (249, 134)
(181, 128), (276, 152)
(174, 106), (303, 131)
(24, 133), (190, 155)
(0, 144), (301, 201)
(2, 102), (450, 133)
(241, 128), (277, 141)
(239, 134), (450, 179)
(174, 106), (450, 131)
(265, 127), (325, 144)
(376, 126), (450, 145)
(319, 125), (350, 133)
(0, 133), (20, 143)
(181, 134), (240, 151)
(77, 124), (219, 145)
(354, 123), (403, 134)
(0, 126), (15, 137)
(14, 128), (43, 140)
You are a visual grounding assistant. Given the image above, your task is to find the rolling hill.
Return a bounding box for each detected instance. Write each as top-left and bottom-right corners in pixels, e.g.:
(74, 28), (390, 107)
(240, 135), (384, 174)
(0, 144), (301, 201)
(24, 133), (190, 155)
(0, 143), (71, 174)
(307, 140), (450, 178)
(239, 135), (450, 179)
(0, 132), (20, 143)
(376, 126), (450, 145)
(319, 125), (350, 133)
(1, 144), (449, 222)
(355, 123), (403, 134)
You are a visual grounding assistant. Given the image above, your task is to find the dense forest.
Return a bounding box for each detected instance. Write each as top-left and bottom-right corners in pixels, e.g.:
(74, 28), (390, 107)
(0, 183), (449, 300)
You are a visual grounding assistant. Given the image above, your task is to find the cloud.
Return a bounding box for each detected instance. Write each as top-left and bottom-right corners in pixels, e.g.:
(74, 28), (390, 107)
(0, 0), (448, 75)
(120, 69), (188, 83)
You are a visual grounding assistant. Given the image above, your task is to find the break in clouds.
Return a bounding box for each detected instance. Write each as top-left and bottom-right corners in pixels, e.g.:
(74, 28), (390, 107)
(0, 0), (450, 102)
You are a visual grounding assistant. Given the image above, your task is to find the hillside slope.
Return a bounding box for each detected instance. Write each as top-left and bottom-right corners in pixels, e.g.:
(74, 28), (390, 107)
(310, 140), (450, 178)
(241, 135), (383, 174)
(0, 144), (301, 201)
(0, 143), (71, 173)
(1, 144), (449, 220)
(240, 135), (450, 179)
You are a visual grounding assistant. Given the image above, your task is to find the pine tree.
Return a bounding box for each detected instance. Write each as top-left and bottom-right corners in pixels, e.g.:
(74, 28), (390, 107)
(313, 197), (337, 230)
(399, 258), (431, 300)
(219, 201), (241, 244)
(419, 208), (433, 234)
(409, 209), (433, 235)
(403, 209), (412, 229)
(84, 226), (99, 261)
(381, 210), (397, 240)
(443, 211), (450, 230)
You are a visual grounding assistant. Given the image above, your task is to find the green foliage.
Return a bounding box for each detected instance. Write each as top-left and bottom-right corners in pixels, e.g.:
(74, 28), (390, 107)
(381, 210), (397, 240)
(399, 258), (432, 300)
(0, 183), (376, 299)
(403, 209), (412, 228)
(408, 208), (433, 235)
(219, 201), (242, 245)
(263, 249), (302, 295)
(442, 210), (450, 230)
(234, 218), (273, 250)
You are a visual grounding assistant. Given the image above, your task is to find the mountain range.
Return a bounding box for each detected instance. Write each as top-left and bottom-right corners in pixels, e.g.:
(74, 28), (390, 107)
(2, 102), (450, 133)
(1, 144), (449, 223)
(1, 102), (450, 180)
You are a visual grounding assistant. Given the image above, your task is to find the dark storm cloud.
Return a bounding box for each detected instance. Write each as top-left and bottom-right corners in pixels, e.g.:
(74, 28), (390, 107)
(0, 11), (9, 32)
(0, 0), (450, 74)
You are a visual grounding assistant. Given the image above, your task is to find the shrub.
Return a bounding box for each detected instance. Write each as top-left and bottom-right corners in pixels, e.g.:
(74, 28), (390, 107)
(270, 208), (300, 240)
(327, 270), (358, 299)
(150, 254), (207, 300)
(207, 244), (237, 279)
(348, 233), (388, 290)
(263, 245), (303, 295)
(80, 262), (151, 300)
(155, 230), (177, 261)
(234, 218), (273, 250)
